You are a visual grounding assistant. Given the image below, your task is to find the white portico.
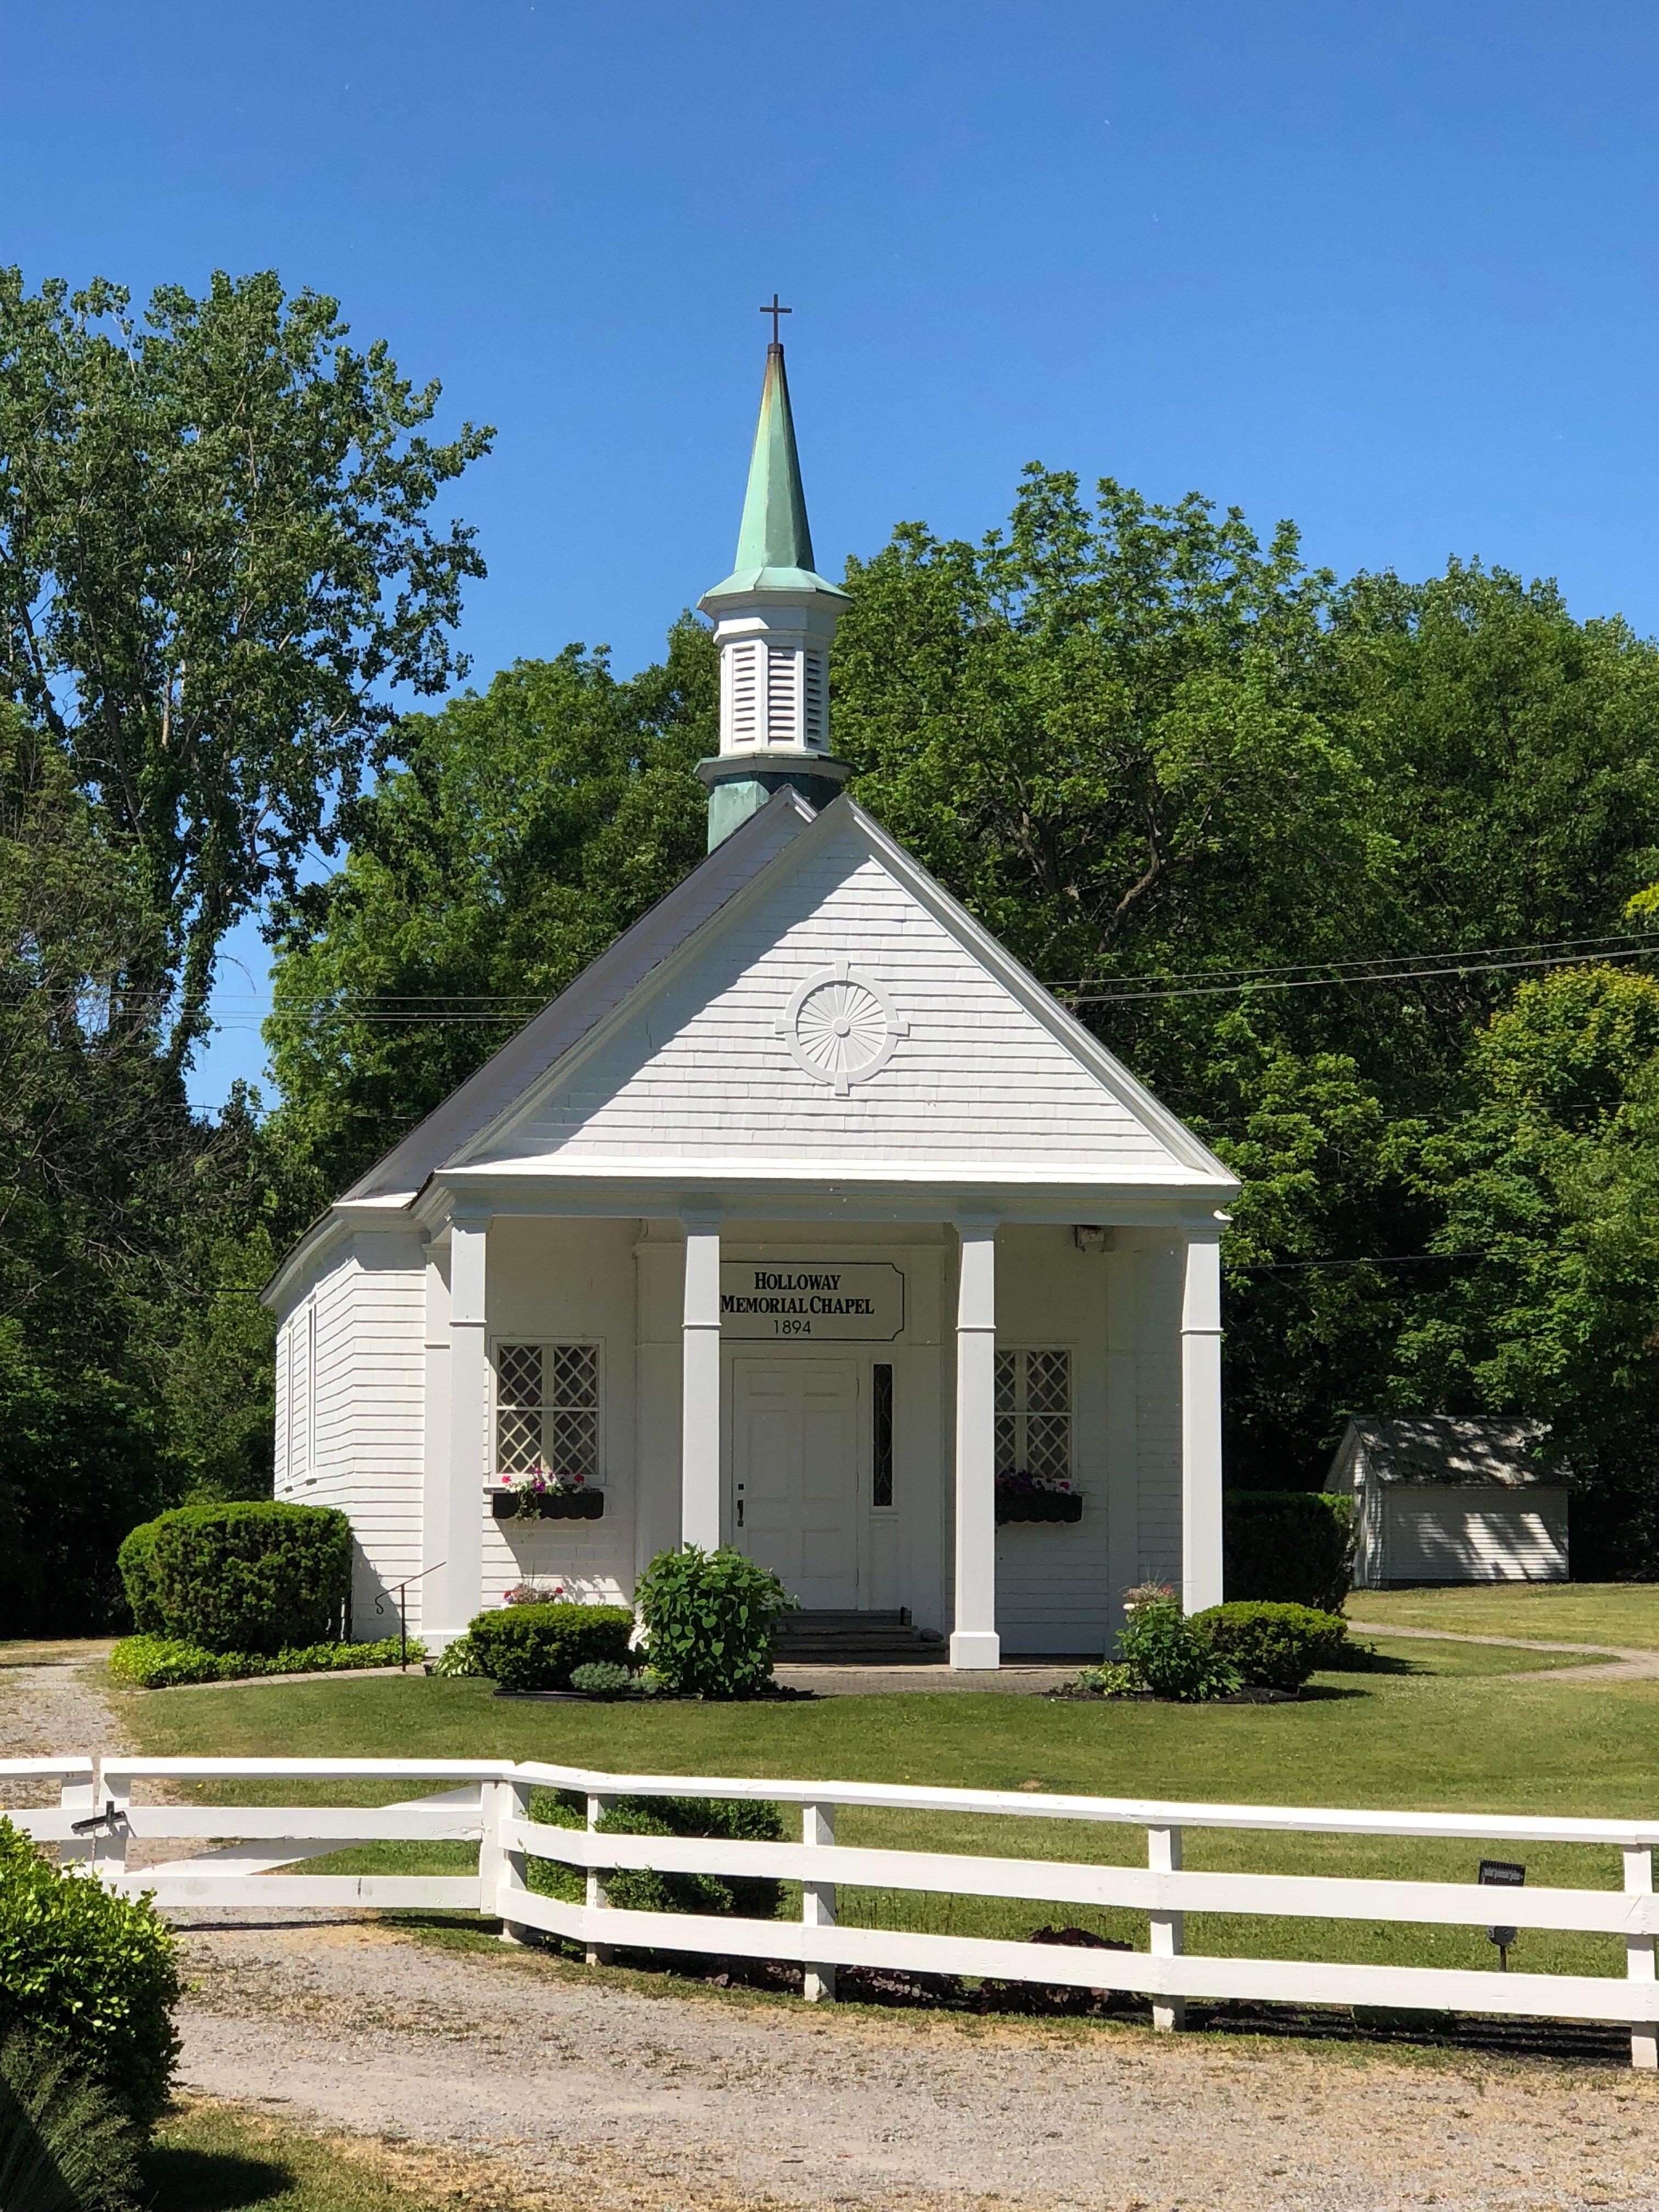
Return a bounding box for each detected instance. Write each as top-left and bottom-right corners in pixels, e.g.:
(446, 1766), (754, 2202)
(264, 340), (1237, 1667)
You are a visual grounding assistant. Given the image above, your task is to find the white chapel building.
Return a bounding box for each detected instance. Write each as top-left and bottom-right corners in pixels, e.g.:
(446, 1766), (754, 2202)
(265, 338), (1239, 1666)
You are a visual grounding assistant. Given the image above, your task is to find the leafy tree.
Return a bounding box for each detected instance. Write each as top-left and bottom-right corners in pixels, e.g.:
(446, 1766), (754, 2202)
(833, 469), (1386, 1071)
(0, 267), (492, 1071)
(266, 623), (712, 1193)
(1390, 967), (1659, 1571)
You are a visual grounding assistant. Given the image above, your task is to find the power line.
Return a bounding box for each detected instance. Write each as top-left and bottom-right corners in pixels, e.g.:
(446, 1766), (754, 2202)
(1063, 942), (1659, 1006)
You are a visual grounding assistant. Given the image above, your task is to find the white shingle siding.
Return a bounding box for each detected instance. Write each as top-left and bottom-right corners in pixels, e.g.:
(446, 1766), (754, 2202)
(479, 827), (1181, 1171)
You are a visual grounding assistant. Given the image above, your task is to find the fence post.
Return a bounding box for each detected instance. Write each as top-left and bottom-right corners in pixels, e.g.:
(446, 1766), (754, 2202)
(58, 1768), (95, 1868)
(803, 1802), (837, 2002)
(96, 1768), (131, 1888)
(481, 1779), (531, 1943)
(1625, 1846), (1657, 2070)
(1148, 1824), (1184, 2032)
(586, 1793), (613, 1967)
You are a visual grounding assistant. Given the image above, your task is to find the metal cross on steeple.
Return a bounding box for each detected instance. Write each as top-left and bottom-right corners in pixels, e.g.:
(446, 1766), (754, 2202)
(759, 292), (792, 345)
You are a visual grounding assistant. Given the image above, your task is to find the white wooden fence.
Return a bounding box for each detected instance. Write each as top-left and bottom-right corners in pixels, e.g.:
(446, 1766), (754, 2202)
(10, 1755), (1659, 2067)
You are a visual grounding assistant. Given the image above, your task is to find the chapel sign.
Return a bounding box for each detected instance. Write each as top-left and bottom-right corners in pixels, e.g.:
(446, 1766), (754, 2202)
(719, 1261), (905, 1341)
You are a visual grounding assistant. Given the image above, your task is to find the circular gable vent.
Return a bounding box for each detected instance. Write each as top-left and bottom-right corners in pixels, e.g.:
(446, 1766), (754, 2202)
(778, 962), (909, 1097)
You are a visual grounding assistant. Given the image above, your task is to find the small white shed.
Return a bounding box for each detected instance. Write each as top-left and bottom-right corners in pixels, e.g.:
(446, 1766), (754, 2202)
(1327, 1417), (1569, 1589)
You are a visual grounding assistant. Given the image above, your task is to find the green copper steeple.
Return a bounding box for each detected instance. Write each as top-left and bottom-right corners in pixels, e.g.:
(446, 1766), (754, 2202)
(699, 344), (850, 607)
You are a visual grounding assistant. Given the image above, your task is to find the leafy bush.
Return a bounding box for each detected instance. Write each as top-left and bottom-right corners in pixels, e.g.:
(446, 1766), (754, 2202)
(1071, 1661), (1137, 1698)
(1193, 1601), (1350, 1690)
(108, 1634), (418, 1691)
(0, 2030), (141, 2212)
(1115, 1586), (1240, 1701)
(465, 1602), (634, 1693)
(528, 1791), (785, 1921)
(428, 1632), (484, 1678)
(116, 1502), (351, 1655)
(634, 1545), (795, 1700)
(0, 1820), (179, 2128)
(1223, 1491), (1354, 1613)
(569, 1661), (634, 1700)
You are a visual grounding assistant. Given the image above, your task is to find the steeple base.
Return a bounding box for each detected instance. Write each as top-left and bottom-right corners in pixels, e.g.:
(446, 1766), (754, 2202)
(697, 753), (851, 850)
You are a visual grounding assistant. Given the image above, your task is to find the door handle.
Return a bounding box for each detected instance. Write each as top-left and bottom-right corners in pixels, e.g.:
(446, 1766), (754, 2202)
(736, 1499), (745, 1529)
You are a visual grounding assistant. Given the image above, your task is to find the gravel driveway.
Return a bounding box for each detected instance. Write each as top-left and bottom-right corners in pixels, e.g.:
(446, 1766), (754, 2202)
(172, 1915), (1659, 2212)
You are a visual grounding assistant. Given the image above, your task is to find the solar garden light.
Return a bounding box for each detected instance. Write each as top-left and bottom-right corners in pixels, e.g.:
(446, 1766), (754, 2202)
(1480, 1858), (1526, 1970)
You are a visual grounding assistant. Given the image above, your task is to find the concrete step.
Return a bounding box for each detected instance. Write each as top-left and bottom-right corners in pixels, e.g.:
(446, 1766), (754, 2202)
(772, 1610), (944, 1666)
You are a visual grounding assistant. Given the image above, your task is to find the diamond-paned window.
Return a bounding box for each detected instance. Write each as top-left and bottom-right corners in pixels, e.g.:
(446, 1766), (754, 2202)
(494, 1343), (600, 1480)
(994, 1348), (1072, 1481)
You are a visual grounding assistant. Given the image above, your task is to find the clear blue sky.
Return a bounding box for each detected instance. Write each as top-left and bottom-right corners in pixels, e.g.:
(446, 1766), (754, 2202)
(4, 1), (1657, 1108)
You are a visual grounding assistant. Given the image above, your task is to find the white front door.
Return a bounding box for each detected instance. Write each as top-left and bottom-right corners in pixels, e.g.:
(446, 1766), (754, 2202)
(731, 1357), (859, 1607)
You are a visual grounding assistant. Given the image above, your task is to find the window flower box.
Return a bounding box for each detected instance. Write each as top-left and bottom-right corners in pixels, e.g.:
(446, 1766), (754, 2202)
(995, 1473), (1082, 1526)
(490, 1479), (605, 1521)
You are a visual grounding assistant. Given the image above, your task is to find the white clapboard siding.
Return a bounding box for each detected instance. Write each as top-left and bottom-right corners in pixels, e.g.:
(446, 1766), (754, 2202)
(481, 1499), (633, 1611)
(340, 1242), (427, 1635)
(474, 820), (1182, 1171)
(1384, 1487), (1570, 1585)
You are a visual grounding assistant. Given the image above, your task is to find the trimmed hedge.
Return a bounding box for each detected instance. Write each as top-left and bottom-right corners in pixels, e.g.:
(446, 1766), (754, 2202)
(1194, 1600), (1350, 1690)
(108, 1634), (420, 1690)
(117, 1502), (352, 1655)
(0, 1818), (180, 2128)
(527, 1790), (783, 1921)
(1223, 1490), (1354, 1613)
(635, 1545), (795, 1700)
(465, 1602), (634, 1694)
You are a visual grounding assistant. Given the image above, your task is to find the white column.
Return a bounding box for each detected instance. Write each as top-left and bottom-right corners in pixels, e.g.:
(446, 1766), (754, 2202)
(1180, 1224), (1224, 1616)
(438, 1209), (489, 1641)
(1105, 1238), (1140, 1649)
(950, 1218), (1000, 1669)
(681, 1213), (722, 1551)
(421, 1237), (450, 1643)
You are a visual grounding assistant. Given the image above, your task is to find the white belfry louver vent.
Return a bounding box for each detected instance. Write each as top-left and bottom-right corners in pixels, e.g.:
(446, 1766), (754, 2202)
(767, 645), (797, 740)
(803, 652), (826, 747)
(728, 641), (760, 743)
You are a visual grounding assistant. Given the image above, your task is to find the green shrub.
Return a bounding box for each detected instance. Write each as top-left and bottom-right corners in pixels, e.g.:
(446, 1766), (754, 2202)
(108, 1634), (419, 1691)
(114, 1522), (161, 1635)
(528, 1790), (784, 1921)
(0, 2030), (142, 2212)
(116, 1503), (351, 1655)
(465, 1602), (634, 1694)
(1116, 1587), (1240, 1701)
(569, 1661), (634, 1700)
(428, 1632), (484, 1678)
(0, 1820), (179, 2128)
(634, 1545), (795, 1700)
(1223, 1491), (1355, 1613)
(1193, 1600), (1350, 1690)
(1070, 1661), (1137, 1698)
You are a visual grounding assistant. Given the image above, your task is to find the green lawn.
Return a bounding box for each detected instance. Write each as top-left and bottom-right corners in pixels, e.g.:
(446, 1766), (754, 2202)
(104, 1638), (1659, 1984)
(1347, 1582), (1659, 1649)
(146, 2100), (473, 2211)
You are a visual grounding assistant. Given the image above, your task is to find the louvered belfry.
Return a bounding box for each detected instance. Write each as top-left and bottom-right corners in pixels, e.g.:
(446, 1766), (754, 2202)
(696, 337), (853, 848)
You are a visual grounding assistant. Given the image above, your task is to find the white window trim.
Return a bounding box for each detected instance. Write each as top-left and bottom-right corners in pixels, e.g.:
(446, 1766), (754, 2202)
(488, 1336), (607, 1486)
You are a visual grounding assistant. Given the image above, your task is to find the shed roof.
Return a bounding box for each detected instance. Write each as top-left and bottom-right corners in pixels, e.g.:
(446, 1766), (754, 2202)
(1334, 1416), (1558, 1489)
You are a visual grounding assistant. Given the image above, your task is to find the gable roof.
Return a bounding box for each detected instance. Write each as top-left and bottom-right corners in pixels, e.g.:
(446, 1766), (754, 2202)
(1331, 1416), (1558, 1489)
(335, 783), (1236, 1210)
(338, 784), (819, 1206)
